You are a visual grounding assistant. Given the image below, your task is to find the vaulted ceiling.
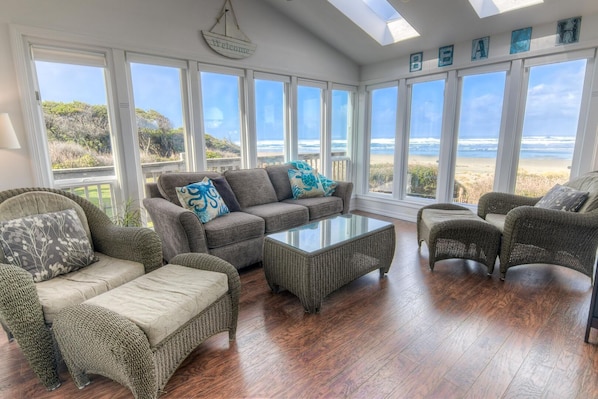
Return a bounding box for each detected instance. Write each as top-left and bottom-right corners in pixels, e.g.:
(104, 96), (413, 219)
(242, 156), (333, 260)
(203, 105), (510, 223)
(259, 0), (598, 66)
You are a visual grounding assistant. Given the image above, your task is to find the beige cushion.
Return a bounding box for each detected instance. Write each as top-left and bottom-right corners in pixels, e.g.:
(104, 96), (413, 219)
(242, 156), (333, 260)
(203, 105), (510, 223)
(421, 209), (480, 228)
(84, 264), (228, 347)
(485, 213), (506, 233)
(36, 252), (145, 324)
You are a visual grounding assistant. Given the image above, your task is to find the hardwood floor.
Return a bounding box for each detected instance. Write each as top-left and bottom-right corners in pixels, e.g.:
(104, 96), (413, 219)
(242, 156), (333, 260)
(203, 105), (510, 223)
(2, 212), (598, 398)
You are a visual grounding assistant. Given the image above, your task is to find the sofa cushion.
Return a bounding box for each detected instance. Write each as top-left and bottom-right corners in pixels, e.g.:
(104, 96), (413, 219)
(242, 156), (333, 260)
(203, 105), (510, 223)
(243, 202), (309, 233)
(0, 209), (97, 283)
(203, 211), (264, 249)
(266, 164), (294, 201)
(36, 252), (145, 324)
(282, 196), (343, 220)
(176, 177), (230, 223)
(157, 172), (221, 204)
(84, 264), (228, 347)
(224, 168), (278, 208)
(212, 176), (242, 212)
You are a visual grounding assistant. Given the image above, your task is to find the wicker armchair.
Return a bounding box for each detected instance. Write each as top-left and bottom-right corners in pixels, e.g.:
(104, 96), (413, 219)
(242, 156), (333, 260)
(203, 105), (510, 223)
(0, 188), (163, 390)
(478, 171), (598, 281)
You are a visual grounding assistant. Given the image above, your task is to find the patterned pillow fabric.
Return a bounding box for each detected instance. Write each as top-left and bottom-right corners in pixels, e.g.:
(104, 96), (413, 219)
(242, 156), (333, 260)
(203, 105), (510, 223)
(287, 160), (337, 196)
(0, 209), (97, 283)
(176, 176), (230, 223)
(535, 184), (589, 212)
(288, 168), (326, 199)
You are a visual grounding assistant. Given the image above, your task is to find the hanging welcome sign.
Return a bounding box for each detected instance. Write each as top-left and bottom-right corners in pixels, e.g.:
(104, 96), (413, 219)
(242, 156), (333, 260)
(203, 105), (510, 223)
(202, 0), (257, 59)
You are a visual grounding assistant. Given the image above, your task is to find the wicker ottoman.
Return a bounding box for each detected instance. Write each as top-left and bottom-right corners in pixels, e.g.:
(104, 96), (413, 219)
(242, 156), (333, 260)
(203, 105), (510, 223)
(417, 204), (501, 274)
(53, 253), (240, 399)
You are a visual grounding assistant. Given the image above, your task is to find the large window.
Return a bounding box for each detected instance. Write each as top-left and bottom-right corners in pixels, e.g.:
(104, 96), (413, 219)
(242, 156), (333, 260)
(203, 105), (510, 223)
(200, 71), (244, 169)
(331, 88), (353, 181)
(515, 59), (587, 196)
(368, 85), (398, 194)
(297, 83), (323, 170)
(454, 71), (506, 204)
(33, 48), (117, 215)
(406, 79), (445, 200)
(129, 61), (190, 179)
(255, 78), (287, 166)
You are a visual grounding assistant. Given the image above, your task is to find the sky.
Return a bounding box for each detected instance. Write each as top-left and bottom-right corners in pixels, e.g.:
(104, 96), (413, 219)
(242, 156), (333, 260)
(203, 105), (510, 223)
(35, 58), (586, 143)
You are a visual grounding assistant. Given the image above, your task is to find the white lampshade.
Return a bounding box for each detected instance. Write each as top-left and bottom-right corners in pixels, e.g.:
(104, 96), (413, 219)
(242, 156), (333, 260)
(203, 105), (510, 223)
(0, 113), (21, 149)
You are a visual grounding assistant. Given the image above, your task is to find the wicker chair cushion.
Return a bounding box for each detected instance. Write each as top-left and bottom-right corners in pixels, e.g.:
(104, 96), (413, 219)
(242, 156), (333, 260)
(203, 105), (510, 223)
(84, 264), (228, 347)
(36, 252), (145, 323)
(485, 213), (506, 233)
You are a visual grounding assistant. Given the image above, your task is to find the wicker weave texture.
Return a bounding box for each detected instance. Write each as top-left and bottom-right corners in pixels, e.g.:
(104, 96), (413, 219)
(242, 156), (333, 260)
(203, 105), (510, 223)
(263, 225), (395, 313)
(417, 204), (501, 273)
(53, 254), (239, 399)
(0, 187), (163, 391)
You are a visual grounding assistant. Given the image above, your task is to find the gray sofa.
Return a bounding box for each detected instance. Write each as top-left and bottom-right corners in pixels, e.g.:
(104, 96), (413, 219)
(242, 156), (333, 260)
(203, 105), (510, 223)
(143, 164), (353, 269)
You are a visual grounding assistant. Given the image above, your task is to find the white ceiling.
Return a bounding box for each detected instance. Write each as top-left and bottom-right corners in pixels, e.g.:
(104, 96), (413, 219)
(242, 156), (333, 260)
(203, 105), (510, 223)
(259, 0), (598, 66)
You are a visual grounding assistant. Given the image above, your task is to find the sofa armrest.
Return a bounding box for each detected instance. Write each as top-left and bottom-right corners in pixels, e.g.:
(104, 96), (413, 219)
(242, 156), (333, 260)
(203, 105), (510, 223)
(333, 181), (354, 214)
(477, 192), (540, 219)
(143, 197), (209, 262)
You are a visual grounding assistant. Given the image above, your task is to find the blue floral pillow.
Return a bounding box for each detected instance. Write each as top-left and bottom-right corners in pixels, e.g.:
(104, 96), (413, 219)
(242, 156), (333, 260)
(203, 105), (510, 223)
(287, 160), (337, 196)
(288, 169), (325, 199)
(176, 177), (230, 223)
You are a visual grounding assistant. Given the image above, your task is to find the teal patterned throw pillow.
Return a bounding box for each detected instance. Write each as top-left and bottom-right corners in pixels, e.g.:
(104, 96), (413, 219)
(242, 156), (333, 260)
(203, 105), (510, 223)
(287, 160), (337, 196)
(288, 168), (326, 199)
(176, 177), (230, 223)
(0, 209), (97, 283)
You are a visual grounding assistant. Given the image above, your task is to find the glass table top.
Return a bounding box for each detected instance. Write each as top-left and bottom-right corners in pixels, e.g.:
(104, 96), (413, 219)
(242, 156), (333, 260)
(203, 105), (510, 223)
(266, 214), (393, 253)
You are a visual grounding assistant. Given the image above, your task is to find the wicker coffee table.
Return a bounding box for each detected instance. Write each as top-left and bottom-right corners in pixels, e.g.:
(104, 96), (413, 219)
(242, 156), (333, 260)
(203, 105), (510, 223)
(263, 213), (395, 313)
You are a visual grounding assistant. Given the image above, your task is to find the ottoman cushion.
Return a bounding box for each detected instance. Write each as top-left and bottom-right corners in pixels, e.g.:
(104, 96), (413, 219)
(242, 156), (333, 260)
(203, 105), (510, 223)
(84, 264), (228, 346)
(36, 252), (145, 324)
(421, 208), (481, 226)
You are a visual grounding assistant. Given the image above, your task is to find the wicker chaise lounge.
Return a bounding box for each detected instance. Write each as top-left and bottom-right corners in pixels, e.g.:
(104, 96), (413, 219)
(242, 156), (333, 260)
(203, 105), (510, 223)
(478, 171), (598, 281)
(54, 253), (240, 399)
(0, 188), (163, 390)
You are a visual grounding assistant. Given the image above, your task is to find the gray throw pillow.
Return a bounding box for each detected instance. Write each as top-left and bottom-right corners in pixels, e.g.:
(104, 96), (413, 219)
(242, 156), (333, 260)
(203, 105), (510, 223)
(535, 184), (589, 212)
(0, 209), (97, 282)
(212, 176), (242, 212)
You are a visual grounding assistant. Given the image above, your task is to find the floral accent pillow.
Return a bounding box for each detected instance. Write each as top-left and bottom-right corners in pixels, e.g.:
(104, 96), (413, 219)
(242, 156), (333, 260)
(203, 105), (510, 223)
(176, 176), (230, 223)
(535, 184), (589, 212)
(288, 168), (326, 199)
(287, 160), (337, 196)
(0, 209), (97, 283)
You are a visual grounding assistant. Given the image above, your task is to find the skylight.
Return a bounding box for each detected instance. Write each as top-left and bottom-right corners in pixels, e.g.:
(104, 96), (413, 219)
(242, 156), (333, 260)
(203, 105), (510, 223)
(328, 0), (419, 46)
(468, 0), (544, 18)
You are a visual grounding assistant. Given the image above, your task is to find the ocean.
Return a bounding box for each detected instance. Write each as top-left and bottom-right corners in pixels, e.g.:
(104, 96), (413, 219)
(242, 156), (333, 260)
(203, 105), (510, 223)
(256, 136), (575, 160)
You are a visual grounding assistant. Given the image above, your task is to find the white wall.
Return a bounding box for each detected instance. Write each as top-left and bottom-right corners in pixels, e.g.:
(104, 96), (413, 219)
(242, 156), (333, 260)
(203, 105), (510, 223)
(0, 0), (359, 190)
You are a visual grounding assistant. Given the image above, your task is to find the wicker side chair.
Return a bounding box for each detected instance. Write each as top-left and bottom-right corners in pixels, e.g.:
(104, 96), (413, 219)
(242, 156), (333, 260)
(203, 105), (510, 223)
(478, 171), (598, 281)
(0, 187), (163, 390)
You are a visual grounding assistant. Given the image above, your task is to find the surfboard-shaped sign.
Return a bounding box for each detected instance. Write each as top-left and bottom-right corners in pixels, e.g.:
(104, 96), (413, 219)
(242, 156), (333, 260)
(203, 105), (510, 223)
(202, 0), (256, 59)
